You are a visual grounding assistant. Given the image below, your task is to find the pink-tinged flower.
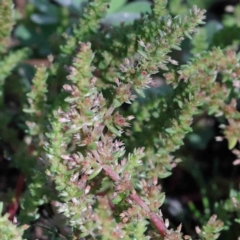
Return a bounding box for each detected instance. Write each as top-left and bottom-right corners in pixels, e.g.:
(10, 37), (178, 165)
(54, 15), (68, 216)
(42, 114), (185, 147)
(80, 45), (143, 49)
(63, 84), (72, 92)
(90, 76), (97, 85)
(195, 226), (201, 234)
(114, 77), (120, 86)
(116, 83), (137, 104)
(57, 107), (63, 114)
(215, 136), (223, 142)
(85, 185), (91, 194)
(233, 159), (240, 165)
(58, 117), (70, 123)
(61, 155), (72, 160)
(168, 57), (178, 65)
(233, 80), (240, 89)
(138, 39), (146, 48)
(127, 115), (135, 121)
(114, 112), (130, 127)
(124, 58), (130, 65)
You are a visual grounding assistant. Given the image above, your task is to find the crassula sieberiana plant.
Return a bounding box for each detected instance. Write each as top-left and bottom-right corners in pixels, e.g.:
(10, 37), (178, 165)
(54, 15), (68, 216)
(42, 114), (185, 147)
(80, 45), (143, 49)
(1, 0), (240, 239)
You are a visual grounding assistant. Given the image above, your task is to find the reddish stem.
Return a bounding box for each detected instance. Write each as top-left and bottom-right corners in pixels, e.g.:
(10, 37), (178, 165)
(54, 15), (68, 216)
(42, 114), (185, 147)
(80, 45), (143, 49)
(102, 165), (121, 181)
(7, 202), (18, 221)
(15, 174), (25, 202)
(14, 0), (27, 16)
(129, 193), (150, 212)
(105, 105), (115, 118)
(24, 59), (50, 67)
(8, 174), (25, 221)
(102, 165), (167, 237)
(150, 212), (167, 237)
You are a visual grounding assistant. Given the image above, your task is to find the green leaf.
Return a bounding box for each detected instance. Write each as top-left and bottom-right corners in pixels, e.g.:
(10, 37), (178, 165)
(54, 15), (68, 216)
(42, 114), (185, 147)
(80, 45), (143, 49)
(228, 137), (238, 150)
(176, 99), (183, 108)
(64, 96), (79, 103)
(112, 193), (126, 204)
(112, 149), (125, 159)
(135, 88), (145, 98)
(87, 142), (97, 150)
(138, 49), (148, 59)
(205, 20), (222, 42)
(71, 0), (86, 10)
(105, 122), (121, 136)
(159, 171), (172, 178)
(157, 193), (165, 207)
(31, 14), (58, 25)
(165, 128), (175, 134)
(23, 108), (35, 113)
(56, 185), (65, 192)
(172, 44), (182, 51)
(169, 0), (188, 15)
(113, 98), (122, 108)
(184, 31), (192, 39)
(118, 1), (151, 14)
(72, 189), (84, 198)
(88, 167), (102, 180)
(15, 25), (31, 41)
(235, 218), (240, 224)
(103, 12), (140, 25)
(83, 109), (94, 117)
(107, 0), (126, 14)
(54, 0), (71, 6)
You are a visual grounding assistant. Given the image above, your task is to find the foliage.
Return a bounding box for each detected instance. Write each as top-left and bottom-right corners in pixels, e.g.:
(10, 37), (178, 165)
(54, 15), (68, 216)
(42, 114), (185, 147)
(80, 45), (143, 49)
(0, 0), (240, 239)
(0, 202), (25, 240)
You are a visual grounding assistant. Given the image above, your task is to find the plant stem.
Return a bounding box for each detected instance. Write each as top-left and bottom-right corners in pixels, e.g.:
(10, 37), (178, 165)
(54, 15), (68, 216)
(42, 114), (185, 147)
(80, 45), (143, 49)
(102, 165), (167, 236)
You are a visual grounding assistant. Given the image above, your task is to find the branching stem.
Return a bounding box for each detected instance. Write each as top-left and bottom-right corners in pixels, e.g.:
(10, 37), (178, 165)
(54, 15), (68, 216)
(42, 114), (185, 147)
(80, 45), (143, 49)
(102, 164), (167, 236)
